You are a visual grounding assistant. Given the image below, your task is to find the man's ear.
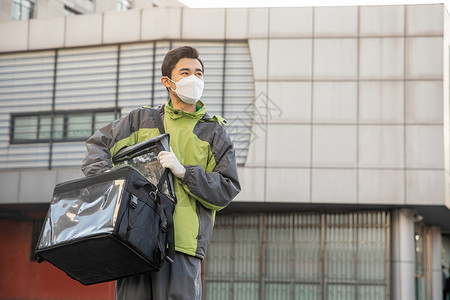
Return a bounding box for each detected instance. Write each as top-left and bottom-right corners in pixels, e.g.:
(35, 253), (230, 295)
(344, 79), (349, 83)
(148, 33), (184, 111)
(161, 76), (171, 88)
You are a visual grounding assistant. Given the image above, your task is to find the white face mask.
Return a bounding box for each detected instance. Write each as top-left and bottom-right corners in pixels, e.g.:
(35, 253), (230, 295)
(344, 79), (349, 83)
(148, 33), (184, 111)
(166, 75), (204, 105)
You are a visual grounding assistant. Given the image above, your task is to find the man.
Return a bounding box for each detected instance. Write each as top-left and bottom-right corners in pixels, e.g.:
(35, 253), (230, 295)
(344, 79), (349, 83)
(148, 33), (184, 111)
(81, 46), (241, 299)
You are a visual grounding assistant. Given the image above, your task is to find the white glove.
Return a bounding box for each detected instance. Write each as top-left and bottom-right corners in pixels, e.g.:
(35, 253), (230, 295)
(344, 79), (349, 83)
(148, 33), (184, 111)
(157, 147), (186, 179)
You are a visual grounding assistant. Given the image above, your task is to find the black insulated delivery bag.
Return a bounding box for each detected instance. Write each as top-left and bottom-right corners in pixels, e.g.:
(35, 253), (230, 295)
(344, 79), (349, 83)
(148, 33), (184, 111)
(35, 165), (175, 285)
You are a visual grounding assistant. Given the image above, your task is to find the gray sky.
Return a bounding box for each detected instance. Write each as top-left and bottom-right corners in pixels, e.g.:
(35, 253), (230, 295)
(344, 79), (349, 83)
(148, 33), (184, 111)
(177, 0), (449, 9)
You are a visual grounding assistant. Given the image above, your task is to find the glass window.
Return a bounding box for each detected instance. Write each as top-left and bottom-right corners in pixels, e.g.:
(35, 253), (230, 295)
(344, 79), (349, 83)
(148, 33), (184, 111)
(117, 0), (130, 11)
(67, 114), (92, 138)
(56, 47), (118, 110)
(11, 110), (118, 143)
(38, 115), (52, 140)
(13, 116), (38, 140)
(205, 211), (390, 300)
(95, 111), (116, 129)
(12, 0), (34, 20)
(53, 115), (64, 139)
(415, 222), (428, 300)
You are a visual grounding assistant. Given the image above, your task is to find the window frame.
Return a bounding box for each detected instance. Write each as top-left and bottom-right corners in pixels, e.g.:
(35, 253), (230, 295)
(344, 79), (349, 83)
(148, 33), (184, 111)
(10, 108), (120, 144)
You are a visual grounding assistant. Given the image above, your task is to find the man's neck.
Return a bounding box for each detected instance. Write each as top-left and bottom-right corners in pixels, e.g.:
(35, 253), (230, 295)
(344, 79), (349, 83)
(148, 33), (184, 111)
(170, 94), (196, 113)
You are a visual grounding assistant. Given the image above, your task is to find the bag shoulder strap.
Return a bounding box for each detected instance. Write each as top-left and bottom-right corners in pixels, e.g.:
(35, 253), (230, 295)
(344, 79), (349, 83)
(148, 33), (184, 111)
(147, 106), (165, 134)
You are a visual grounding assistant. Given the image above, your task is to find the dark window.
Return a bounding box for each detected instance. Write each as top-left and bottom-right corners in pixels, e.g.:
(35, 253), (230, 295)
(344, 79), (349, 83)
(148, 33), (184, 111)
(10, 109), (119, 144)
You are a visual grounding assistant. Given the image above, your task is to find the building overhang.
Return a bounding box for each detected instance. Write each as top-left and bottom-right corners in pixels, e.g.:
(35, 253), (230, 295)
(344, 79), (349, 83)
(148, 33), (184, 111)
(1, 202), (449, 234)
(222, 201), (450, 234)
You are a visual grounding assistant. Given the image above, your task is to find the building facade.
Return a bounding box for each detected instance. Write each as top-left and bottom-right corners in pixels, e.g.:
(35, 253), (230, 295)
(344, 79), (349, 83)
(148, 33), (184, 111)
(0, 3), (449, 300)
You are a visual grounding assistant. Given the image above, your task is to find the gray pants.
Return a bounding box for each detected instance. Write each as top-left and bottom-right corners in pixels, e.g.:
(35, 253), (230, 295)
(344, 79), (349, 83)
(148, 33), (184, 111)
(115, 252), (202, 300)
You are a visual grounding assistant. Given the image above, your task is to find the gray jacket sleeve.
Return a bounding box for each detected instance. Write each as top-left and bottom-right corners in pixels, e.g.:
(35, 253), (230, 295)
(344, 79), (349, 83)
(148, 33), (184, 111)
(81, 129), (114, 176)
(81, 108), (145, 176)
(181, 126), (241, 211)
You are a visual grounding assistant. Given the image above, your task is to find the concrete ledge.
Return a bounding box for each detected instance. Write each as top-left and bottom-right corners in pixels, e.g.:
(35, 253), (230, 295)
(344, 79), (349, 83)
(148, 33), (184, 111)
(0, 171), (20, 203)
(65, 13), (103, 47)
(226, 8), (248, 39)
(141, 8), (181, 41)
(221, 202), (450, 233)
(181, 8), (225, 40)
(0, 4), (446, 54)
(29, 17), (65, 50)
(0, 20), (28, 52)
(0, 168), (83, 204)
(19, 170), (57, 203)
(103, 9), (141, 44)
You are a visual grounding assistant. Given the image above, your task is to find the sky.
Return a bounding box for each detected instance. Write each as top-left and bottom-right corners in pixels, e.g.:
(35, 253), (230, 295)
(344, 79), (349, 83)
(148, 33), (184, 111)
(177, 0), (449, 9)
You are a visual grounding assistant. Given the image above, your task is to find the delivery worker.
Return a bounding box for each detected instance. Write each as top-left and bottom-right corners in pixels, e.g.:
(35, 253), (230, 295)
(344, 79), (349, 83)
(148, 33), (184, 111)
(81, 45), (241, 299)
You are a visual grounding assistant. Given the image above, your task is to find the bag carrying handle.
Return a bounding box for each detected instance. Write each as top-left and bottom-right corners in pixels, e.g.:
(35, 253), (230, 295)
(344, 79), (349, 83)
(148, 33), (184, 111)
(149, 105), (177, 201)
(134, 168), (170, 196)
(149, 107), (176, 264)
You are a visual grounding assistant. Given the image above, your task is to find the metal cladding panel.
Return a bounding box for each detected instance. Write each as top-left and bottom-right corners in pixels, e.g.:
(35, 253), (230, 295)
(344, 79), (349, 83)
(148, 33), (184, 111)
(119, 43), (154, 108)
(55, 46), (118, 110)
(0, 51), (56, 169)
(51, 142), (86, 168)
(0, 144), (51, 169)
(0, 41), (254, 169)
(0, 51), (55, 107)
(151, 42), (172, 107)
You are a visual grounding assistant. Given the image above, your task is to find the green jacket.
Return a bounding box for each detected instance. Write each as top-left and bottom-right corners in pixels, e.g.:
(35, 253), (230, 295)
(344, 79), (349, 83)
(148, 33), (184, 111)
(81, 100), (241, 259)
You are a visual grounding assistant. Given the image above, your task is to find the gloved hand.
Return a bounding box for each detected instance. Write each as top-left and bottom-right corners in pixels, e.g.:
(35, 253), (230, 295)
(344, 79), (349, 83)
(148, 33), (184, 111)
(157, 147), (186, 179)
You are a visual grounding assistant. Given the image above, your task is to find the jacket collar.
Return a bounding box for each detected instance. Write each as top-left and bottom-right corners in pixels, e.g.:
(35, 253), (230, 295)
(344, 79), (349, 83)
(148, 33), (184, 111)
(163, 99), (207, 120)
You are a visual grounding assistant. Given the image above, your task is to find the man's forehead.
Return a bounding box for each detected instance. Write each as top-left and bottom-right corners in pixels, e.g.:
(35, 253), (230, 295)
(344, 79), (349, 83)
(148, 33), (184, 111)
(175, 58), (203, 71)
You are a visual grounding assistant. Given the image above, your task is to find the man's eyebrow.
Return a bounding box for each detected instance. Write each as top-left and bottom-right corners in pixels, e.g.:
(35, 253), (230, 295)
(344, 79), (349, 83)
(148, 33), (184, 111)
(178, 67), (203, 73)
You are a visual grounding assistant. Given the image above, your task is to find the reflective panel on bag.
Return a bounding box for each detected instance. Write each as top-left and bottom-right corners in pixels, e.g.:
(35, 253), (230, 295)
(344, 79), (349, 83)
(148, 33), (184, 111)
(113, 133), (175, 202)
(38, 179), (125, 248)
